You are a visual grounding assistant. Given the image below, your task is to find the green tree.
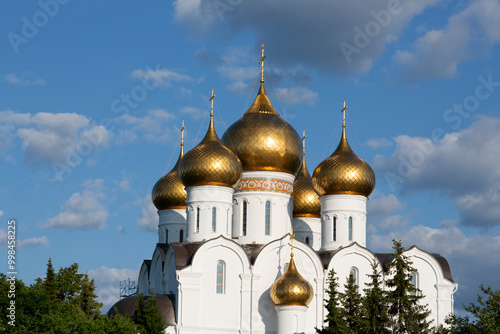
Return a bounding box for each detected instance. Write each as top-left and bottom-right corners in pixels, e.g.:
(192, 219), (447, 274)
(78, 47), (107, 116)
(316, 270), (348, 334)
(340, 273), (367, 333)
(362, 259), (390, 334)
(134, 293), (167, 334)
(441, 285), (500, 334)
(74, 272), (102, 317)
(386, 240), (432, 334)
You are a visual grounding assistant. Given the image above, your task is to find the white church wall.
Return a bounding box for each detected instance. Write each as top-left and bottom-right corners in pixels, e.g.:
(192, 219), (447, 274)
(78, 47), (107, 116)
(177, 238), (251, 333)
(149, 247), (166, 295)
(137, 261), (150, 296)
(158, 208), (186, 243)
(292, 216), (321, 250)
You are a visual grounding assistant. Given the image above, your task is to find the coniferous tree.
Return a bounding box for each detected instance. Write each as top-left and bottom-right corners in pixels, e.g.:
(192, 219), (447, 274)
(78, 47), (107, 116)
(386, 240), (431, 334)
(74, 272), (102, 317)
(43, 257), (57, 302)
(340, 273), (367, 333)
(362, 259), (390, 334)
(134, 293), (167, 334)
(316, 270), (348, 334)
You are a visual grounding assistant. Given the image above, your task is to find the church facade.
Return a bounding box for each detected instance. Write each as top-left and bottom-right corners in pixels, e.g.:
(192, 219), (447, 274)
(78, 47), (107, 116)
(110, 48), (457, 333)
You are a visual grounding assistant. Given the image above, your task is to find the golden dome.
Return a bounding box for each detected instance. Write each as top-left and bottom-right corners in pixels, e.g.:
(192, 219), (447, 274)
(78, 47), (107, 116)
(293, 156), (321, 218)
(312, 125), (375, 197)
(221, 83), (303, 175)
(270, 254), (314, 306)
(179, 102), (242, 188)
(151, 142), (186, 210)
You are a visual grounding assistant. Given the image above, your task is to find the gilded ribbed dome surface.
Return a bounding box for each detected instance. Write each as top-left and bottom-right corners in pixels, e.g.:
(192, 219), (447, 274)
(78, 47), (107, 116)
(221, 83), (303, 175)
(312, 127), (375, 197)
(151, 145), (187, 210)
(179, 116), (242, 188)
(270, 256), (314, 306)
(293, 157), (321, 218)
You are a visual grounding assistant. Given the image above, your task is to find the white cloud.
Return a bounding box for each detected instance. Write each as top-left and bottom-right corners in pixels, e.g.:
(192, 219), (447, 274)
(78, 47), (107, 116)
(87, 266), (139, 312)
(136, 195), (158, 232)
(114, 109), (177, 144)
(0, 210), (3, 217)
(218, 65), (258, 82)
(2, 112), (112, 170)
(365, 137), (393, 148)
(276, 87), (318, 105)
(0, 229), (6, 247)
(4, 73), (46, 86)
(394, 0), (500, 81)
(367, 191), (412, 231)
(180, 106), (205, 120)
(131, 67), (203, 87)
(18, 236), (50, 248)
(374, 116), (500, 227)
(42, 179), (109, 230)
(174, 0), (443, 74)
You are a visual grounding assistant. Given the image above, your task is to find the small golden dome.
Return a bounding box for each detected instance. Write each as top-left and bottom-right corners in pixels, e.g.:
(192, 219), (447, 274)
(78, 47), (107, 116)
(293, 157), (321, 218)
(221, 83), (303, 175)
(270, 255), (314, 306)
(179, 98), (242, 189)
(312, 125), (375, 197)
(151, 143), (186, 210)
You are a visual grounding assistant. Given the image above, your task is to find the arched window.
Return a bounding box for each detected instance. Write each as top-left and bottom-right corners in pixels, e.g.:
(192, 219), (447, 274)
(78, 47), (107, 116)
(348, 217), (353, 241)
(305, 237), (310, 246)
(333, 216), (337, 241)
(265, 201), (271, 235)
(242, 201), (247, 236)
(216, 261), (225, 294)
(179, 229), (184, 242)
(212, 207), (216, 232)
(410, 272), (418, 295)
(196, 207), (200, 233)
(350, 268), (358, 285)
(165, 230), (168, 243)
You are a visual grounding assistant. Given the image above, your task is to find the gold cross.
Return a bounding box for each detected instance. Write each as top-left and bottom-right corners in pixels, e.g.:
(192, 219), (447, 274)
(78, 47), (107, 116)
(259, 43), (266, 83)
(341, 99), (347, 127)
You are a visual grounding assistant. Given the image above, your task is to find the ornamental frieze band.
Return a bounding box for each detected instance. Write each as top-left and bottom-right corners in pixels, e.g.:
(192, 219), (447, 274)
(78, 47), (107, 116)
(235, 178), (293, 194)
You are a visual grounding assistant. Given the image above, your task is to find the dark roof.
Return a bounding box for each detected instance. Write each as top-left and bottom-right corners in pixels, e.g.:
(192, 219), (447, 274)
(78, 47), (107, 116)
(107, 294), (176, 326)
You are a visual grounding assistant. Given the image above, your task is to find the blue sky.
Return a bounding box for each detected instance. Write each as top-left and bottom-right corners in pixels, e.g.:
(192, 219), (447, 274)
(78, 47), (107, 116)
(1, 0), (500, 314)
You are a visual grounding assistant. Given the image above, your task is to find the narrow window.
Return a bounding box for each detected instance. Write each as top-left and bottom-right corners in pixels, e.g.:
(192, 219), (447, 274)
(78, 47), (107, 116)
(348, 217), (353, 241)
(212, 207), (217, 232)
(196, 207), (200, 233)
(410, 272), (417, 295)
(216, 261), (225, 294)
(265, 201), (271, 235)
(350, 268), (358, 285)
(333, 216), (337, 241)
(165, 230), (168, 243)
(179, 229), (184, 242)
(242, 201), (247, 236)
(305, 237), (310, 246)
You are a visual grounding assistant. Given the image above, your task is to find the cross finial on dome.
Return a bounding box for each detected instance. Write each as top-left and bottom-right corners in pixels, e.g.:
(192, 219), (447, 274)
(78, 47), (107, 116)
(302, 129), (306, 156)
(290, 228), (295, 258)
(341, 99), (347, 128)
(181, 120), (185, 147)
(209, 88), (215, 128)
(259, 43), (266, 83)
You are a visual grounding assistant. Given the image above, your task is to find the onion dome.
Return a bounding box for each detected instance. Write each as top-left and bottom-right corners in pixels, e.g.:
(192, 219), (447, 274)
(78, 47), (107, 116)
(293, 132), (321, 217)
(179, 90), (242, 188)
(221, 45), (302, 175)
(151, 124), (187, 210)
(312, 110), (376, 197)
(270, 253), (314, 306)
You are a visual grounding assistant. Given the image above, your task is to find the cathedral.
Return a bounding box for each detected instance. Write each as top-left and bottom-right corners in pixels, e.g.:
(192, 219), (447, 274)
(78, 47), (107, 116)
(109, 46), (457, 333)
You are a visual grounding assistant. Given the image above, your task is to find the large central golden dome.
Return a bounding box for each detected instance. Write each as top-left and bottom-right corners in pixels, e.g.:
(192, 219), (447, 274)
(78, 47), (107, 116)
(270, 254), (314, 306)
(221, 82), (303, 176)
(293, 154), (321, 218)
(179, 107), (242, 189)
(312, 125), (375, 197)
